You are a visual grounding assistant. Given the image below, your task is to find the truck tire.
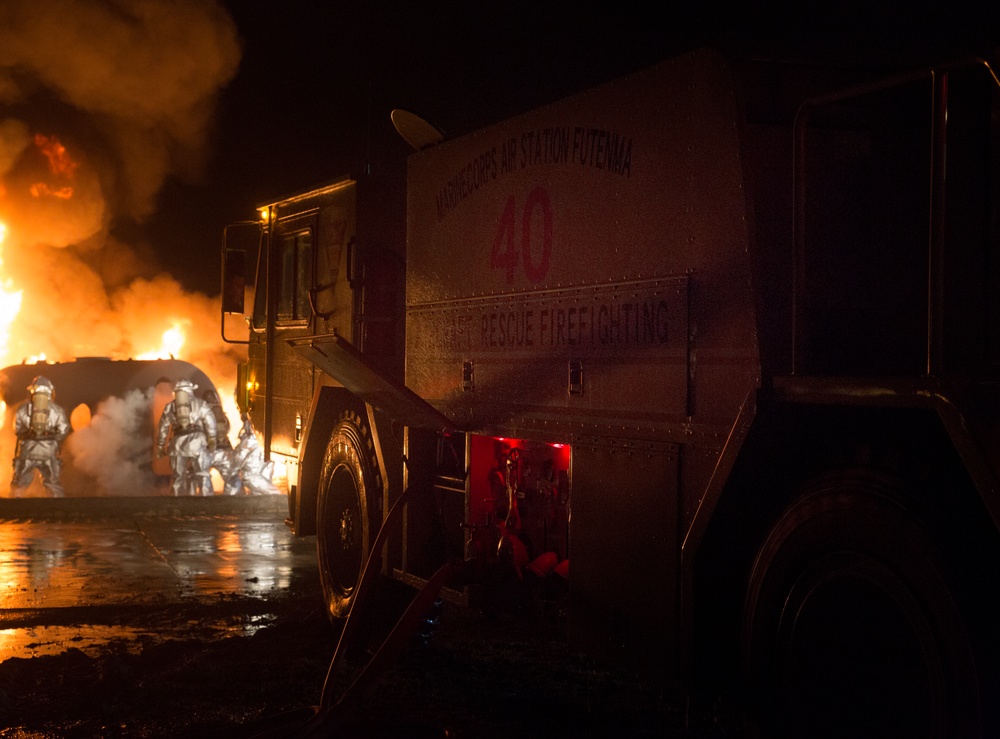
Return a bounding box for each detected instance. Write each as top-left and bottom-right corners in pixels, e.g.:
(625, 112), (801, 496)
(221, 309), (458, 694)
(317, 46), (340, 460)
(317, 411), (383, 620)
(742, 472), (981, 738)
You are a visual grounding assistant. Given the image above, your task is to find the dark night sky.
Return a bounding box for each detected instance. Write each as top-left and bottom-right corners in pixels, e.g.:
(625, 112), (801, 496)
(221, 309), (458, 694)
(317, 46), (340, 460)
(140, 1), (1000, 297)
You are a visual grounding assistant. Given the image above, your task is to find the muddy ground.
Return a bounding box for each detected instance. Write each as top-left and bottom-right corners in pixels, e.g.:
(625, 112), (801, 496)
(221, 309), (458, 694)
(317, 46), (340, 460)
(0, 578), (737, 738)
(0, 495), (737, 738)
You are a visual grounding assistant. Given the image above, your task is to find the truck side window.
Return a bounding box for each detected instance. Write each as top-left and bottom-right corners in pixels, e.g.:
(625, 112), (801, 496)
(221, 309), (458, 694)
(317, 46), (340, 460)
(251, 236), (267, 330)
(314, 208), (349, 317)
(358, 249), (399, 357)
(798, 76), (931, 376)
(278, 230), (313, 323)
(938, 64), (1000, 372)
(987, 74), (1000, 368)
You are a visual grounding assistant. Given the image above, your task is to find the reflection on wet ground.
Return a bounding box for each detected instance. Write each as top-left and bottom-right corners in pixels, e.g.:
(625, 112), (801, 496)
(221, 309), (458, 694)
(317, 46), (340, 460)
(0, 618), (275, 659)
(0, 496), (319, 661)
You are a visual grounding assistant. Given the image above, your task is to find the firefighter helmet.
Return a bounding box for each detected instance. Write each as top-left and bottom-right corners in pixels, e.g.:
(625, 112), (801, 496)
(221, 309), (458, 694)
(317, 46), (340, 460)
(173, 379), (197, 394)
(27, 376), (54, 396)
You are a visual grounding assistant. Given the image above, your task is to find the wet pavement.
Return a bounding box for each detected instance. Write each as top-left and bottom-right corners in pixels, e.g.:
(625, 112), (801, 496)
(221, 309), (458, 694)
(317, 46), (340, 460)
(0, 494), (319, 660)
(0, 496), (721, 737)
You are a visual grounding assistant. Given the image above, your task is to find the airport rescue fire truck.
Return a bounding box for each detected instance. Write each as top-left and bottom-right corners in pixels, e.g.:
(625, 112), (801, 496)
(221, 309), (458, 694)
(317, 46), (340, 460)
(222, 47), (1000, 734)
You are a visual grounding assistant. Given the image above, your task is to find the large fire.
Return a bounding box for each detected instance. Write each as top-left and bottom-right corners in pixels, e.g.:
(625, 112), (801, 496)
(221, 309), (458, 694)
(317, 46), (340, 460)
(0, 132), (245, 495)
(0, 1), (244, 496)
(0, 135), (236, 374)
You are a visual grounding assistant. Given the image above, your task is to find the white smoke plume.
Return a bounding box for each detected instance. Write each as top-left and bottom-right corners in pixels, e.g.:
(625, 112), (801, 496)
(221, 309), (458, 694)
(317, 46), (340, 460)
(64, 387), (157, 496)
(0, 0), (247, 496)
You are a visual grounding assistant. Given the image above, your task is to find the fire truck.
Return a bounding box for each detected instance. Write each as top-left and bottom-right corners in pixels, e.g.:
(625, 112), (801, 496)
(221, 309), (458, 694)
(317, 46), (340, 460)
(222, 47), (1000, 734)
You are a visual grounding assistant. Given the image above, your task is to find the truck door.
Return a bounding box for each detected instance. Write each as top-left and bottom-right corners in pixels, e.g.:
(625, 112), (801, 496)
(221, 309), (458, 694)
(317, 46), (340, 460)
(248, 211), (319, 466)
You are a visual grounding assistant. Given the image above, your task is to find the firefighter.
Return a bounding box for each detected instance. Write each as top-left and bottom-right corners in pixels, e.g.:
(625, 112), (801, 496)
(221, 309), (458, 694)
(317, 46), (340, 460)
(201, 389), (241, 495)
(11, 375), (70, 497)
(156, 379), (217, 496)
(232, 414), (280, 495)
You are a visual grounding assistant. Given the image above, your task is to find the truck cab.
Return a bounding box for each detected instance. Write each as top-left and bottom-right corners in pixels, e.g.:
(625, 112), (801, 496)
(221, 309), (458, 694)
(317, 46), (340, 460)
(223, 175), (405, 531)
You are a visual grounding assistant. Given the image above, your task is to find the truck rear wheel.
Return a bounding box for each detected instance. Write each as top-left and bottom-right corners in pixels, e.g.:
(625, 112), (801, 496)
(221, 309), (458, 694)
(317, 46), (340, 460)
(317, 412), (382, 620)
(742, 472), (981, 737)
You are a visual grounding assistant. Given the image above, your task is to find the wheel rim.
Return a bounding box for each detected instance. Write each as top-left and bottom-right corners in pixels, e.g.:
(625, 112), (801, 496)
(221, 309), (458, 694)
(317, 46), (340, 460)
(320, 462), (363, 602)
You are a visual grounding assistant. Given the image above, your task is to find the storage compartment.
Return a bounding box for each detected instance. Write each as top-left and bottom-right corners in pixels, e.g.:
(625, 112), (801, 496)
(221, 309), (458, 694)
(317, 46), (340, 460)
(461, 434), (571, 614)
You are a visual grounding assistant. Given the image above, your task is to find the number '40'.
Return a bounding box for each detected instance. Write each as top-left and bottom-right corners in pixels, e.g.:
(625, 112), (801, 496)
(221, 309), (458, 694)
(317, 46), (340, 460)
(490, 186), (553, 284)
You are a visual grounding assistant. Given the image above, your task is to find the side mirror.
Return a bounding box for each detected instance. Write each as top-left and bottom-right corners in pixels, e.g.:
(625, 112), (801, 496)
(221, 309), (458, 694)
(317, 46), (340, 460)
(222, 247), (246, 314)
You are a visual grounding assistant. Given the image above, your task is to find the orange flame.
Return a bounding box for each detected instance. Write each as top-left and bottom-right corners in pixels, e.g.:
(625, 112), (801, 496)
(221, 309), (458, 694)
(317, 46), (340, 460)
(29, 183), (74, 200)
(137, 321), (187, 360)
(0, 223), (24, 368)
(34, 134), (78, 179)
(30, 134), (77, 201)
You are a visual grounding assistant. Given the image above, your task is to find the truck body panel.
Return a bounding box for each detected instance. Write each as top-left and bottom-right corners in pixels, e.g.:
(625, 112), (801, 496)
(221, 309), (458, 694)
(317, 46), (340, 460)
(405, 49), (759, 432)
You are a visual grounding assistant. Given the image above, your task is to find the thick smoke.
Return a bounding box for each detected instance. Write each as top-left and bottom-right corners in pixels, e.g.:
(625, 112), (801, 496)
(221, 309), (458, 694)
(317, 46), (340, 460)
(0, 0), (246, 496)
(64, 387), (157, 496)
(0, 0), (241, 222)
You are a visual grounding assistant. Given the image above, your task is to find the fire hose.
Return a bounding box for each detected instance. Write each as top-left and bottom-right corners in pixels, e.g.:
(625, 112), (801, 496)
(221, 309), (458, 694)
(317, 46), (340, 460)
(230, 482), (453, 738)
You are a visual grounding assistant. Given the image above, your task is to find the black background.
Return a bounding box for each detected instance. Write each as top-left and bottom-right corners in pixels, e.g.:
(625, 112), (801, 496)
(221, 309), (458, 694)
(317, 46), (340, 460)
(140, 1), (1000, 295)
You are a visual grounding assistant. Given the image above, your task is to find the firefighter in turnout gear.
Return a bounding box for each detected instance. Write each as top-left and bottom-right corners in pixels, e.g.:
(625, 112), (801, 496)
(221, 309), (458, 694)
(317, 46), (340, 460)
(156, 379), (217, 496)
(232, 413), (280, 495)
(201, 388), (241, 495)
(11, 375), (70, 497)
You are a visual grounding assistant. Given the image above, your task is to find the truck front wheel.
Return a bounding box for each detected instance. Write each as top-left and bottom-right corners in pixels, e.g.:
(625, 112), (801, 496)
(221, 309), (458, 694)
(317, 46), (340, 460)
(317, 412), (382, 620)
(742, 472), (981, 737)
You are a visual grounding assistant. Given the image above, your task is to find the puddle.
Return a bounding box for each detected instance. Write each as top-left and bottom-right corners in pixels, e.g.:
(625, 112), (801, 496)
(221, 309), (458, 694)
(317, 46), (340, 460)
(0, 612), (279, 660)
(0, 503), (320, 663)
